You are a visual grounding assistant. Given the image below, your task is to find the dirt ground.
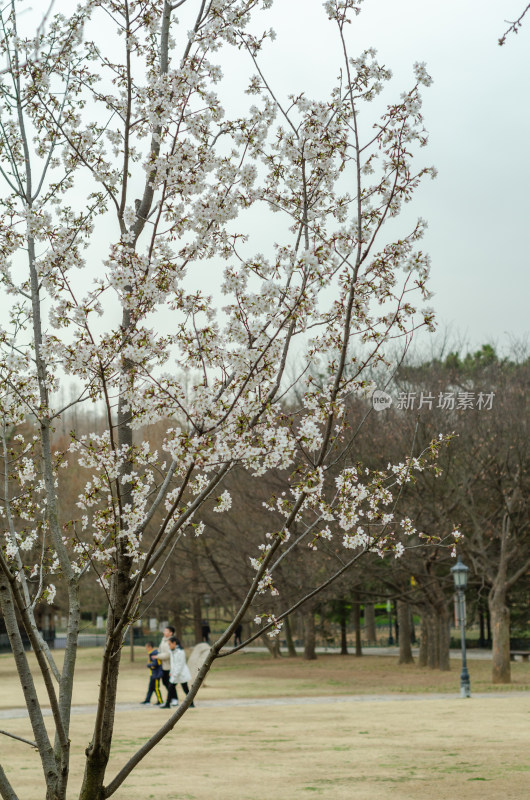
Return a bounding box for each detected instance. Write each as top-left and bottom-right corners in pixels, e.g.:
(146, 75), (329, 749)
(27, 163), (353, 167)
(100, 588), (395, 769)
(1, 649), (529, 799)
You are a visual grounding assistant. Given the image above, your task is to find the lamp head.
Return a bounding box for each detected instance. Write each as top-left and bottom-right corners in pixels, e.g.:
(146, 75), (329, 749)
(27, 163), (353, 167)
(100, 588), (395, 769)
(450, 555), (469, 589)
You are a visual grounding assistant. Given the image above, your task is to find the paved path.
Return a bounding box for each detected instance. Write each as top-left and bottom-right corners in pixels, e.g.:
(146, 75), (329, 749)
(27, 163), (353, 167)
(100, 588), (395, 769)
(243, 645), (494, 660)
(0, 647), (519, 720)
(1, 690), (528, 721)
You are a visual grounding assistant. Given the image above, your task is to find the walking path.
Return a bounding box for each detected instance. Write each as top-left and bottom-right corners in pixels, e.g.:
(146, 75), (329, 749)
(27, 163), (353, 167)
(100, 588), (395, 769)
(307, 646), (494, 660)
(1, 689), (528, 721)
(1, 647), (521, 721)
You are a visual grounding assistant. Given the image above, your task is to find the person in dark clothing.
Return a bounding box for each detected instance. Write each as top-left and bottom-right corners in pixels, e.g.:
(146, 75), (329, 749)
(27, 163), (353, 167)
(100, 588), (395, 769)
(234, 623), (243, 647)
(201, 619), (210, 643)
(140, 642), (164, 705)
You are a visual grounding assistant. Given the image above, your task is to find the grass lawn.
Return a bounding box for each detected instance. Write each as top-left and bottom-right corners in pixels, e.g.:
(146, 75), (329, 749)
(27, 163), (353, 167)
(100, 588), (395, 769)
(1, 648), (529, 799)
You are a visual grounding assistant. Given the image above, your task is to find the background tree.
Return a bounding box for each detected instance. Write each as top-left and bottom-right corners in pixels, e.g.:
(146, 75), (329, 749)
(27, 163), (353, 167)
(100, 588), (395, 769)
(388, 345), (530, 681)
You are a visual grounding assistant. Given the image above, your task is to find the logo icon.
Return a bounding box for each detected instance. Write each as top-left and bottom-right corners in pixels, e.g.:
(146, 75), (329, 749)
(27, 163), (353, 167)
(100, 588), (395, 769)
(372, 390), (392, 412)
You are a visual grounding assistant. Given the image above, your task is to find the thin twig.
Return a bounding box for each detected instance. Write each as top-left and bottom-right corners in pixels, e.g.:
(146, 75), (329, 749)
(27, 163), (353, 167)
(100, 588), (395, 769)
(0, 729), (37, 749)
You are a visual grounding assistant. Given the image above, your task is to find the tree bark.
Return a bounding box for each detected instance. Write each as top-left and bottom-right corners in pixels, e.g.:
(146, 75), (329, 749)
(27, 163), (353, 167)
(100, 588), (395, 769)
(339, 615), (348, 655)
(489, 589), (511, 684)
(427, 611), (439, 669)
(0, 763), (18, 800)
(284, 614), (297, 657)
(364, 602), (376, 644)
(478, 605), (486, 648)
(410, 607), (416, 644)
(79, 568), (131, 800)
(437, 604), (451, 671)
(353, 593), (362, 657)
(303, 610), (317, 660)
(0, 571), (58, 798)
(418, 614), (428, 667)
(173, 605), (184, 642)
(397, 600), (414, 664)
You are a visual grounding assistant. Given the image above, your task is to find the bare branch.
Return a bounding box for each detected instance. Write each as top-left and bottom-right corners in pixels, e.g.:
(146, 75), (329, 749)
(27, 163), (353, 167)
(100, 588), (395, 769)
(499, 3), (530, 45)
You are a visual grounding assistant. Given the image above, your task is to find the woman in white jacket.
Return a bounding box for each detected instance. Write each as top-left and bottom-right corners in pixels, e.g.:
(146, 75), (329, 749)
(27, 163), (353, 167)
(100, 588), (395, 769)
(161, 637), (195, 708)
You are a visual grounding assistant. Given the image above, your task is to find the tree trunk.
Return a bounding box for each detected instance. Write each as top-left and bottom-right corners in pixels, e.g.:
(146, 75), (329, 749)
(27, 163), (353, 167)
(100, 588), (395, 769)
(364, 603), (376, 644)
(479, 605), (486, 647)
(260, 633), (281, 658)
(80, 569), (130, 800)
(426, 612), (438, 669)
(339, 615), (348, 655)
(0, 572), (59, 798)
(189, 542), (203, 644)
(410, 608), (416, 644)
(173, 606), (184, 642)
(353, 593), (362, 657)
(437, 604), (450, 671)
(397, 600), (414, 664)
(284, 614), (297, 657)
(418, 614), (428, 667)
(303, 610), (317, 660)
(489, 589), (511, 684)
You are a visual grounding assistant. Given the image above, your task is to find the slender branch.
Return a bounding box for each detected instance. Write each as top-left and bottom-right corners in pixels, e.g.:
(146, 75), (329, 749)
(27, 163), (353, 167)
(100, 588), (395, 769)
(499, 3), (530, 45)
(0, 730), (37, 749)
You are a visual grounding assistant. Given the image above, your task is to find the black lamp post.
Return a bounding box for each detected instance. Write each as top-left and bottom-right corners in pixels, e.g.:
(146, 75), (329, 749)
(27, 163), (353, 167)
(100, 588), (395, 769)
(451, 556), (471, 698)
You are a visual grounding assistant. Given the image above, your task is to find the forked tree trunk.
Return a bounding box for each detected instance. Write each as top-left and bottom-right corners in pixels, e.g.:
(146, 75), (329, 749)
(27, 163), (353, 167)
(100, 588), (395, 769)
(489, 589), (511, 684)
(397, 600), (414, 664)
(303, 610), (317, 660)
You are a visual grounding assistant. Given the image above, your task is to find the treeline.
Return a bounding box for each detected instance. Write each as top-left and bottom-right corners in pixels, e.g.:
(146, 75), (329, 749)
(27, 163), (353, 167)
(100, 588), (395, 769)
(26, 345), (530, 685)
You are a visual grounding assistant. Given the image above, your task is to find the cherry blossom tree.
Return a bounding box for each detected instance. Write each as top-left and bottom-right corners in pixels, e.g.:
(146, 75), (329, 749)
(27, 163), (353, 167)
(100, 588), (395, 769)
(0, 1), (451, 798)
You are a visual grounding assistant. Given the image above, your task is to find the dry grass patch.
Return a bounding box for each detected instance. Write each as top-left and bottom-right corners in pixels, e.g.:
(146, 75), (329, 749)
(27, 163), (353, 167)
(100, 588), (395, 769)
(203, 651), (530, 699)
(1, 648), (529, 709)
(1, 695), (529, 799)
(1, 648), (529, 798)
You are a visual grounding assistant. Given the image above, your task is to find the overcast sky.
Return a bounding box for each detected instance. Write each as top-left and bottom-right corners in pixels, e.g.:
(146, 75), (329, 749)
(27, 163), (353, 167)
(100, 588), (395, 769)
(255, 0), (530, 356)
(27, 1), (530, 359)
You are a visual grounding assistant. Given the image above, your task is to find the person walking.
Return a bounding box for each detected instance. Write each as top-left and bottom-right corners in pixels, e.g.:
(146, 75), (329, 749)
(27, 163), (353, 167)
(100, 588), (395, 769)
(158, 625), (175, 700)
(140, 642), (164, 705)
(161, 636), (195, 708)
